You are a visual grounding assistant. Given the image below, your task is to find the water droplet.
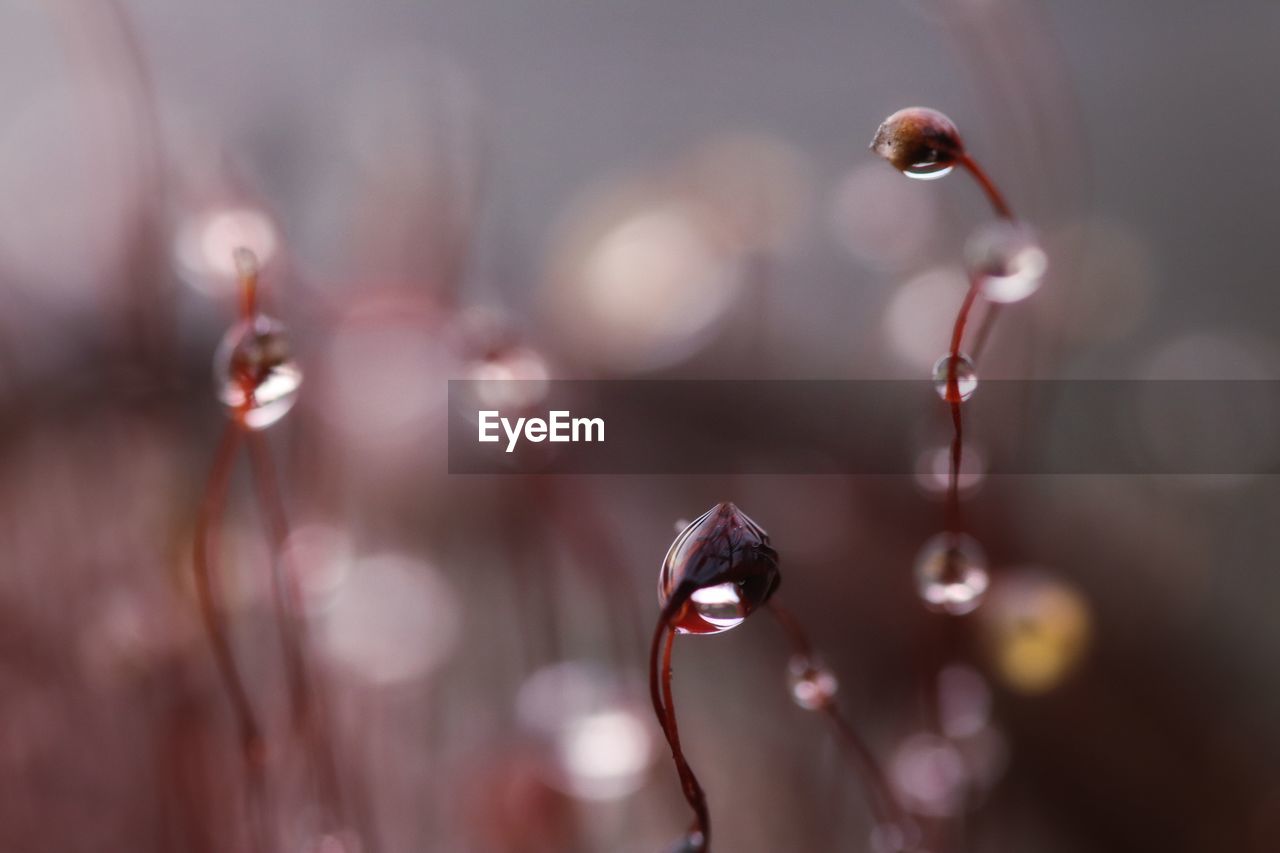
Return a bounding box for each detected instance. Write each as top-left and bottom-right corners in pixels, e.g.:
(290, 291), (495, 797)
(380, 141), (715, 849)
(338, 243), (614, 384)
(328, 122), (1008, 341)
(903, 163), (954, 181)
(787, 655), (838, 710)
(688, 581), (747, 631)
(914, 532), (989, 615)
(870, 107), (963, 179)
(966, 222), (1047, 303)
(931, 354), (977, 403)
(214, 314), (302, 430)
(659, 503), (780, 635)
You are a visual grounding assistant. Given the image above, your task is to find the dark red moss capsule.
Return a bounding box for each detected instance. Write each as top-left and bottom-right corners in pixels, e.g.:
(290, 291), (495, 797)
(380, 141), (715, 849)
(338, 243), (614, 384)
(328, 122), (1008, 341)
(658, 503), (780, 634)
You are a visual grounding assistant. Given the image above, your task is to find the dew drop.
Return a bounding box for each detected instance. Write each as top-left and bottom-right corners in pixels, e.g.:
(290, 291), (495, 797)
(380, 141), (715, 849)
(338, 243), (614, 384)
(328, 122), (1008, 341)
(214, 314), (302, 430)
(787, 654), (838, 711)
(903, 163), (954, 181)
(914, 533), (989, 615)
(966, 222), (1047, 304)
(931, 354), (977, 403)
(688, 582), (747, 632)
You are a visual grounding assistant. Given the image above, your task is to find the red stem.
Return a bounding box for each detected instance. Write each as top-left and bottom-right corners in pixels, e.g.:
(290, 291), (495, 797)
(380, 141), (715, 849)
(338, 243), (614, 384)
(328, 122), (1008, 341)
(944, 155), (1016, 532)
(649, 602), (710, 849)
(767, 602), (908, 837)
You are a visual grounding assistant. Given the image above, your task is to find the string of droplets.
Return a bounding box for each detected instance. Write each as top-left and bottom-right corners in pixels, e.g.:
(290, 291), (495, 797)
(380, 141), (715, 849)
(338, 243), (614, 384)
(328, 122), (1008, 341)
(871, 107), (1048, 618)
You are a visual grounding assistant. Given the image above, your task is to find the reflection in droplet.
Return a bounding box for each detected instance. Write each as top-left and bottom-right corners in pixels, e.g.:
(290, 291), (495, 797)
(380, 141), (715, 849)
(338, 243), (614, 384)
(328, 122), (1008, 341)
(931, 354), (977, 403)
(319, 553), (460, 685)
(688, 582), (747, 632)
(966, 221), (1047, 304)
(214, 315), (302, 430)
(516, 662), (654, 801)
(914, 532), (989, 615)
(889, 733), (969, 818)
(904, 164), (954, 181)
(980, 570), (1091, 694)
(787, 655), (838, 711)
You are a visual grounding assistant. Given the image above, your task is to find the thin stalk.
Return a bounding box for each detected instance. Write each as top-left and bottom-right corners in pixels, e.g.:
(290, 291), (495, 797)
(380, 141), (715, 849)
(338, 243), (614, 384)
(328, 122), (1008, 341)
(944, 155), (1017, 530)
(767, 602), (907, 837)
(649, 600), (710, 848)
(246, 433), (347, 830)
(192, 421), (271, 852)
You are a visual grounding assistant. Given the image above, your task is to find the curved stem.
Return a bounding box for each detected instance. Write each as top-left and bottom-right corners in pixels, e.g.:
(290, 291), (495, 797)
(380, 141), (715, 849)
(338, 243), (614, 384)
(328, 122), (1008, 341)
(649, 603), (710, 848)
(958, 155), (1014, 222)
(193, 423), (272, 852)
(767, 602), (908, 837)
(943, 153), (1016, 533)
(246, 433), (347, 830)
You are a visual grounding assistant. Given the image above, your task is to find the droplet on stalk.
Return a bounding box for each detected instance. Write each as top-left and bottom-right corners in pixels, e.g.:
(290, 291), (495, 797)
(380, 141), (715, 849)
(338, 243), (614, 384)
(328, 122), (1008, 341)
(966, 221), (1047, 304)
(931, 353), (977, 403)
(913, 532), (989, 615)
(214, 314), (302, 430)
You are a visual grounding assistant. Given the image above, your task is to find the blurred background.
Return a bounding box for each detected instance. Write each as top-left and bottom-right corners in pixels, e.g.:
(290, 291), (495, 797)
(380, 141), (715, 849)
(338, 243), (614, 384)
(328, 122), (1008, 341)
(1, 0), (1278, 850)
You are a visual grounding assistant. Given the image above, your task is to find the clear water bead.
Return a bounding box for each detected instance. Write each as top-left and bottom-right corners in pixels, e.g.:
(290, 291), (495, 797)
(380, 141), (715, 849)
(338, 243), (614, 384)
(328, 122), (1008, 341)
(965, 222), (1047, 304)
(931, 354), (977, 403)
(214, 314), (302, 430)
(687, 581), (747, 632)
(914, 532), (990, 615)
(787, 655), (838, 711)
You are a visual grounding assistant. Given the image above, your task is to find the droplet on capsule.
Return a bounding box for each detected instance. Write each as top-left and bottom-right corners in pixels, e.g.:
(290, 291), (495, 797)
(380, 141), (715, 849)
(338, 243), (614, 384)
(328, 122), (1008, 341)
(871, 107), (964, 181)
(931, 354), (977, 402)
(787, 655), (838, 711)
(214, 314), (303, 430)
(914, 532), (989, 615)
(658, 503), (780, 635)
(966, 222), (1047, 304)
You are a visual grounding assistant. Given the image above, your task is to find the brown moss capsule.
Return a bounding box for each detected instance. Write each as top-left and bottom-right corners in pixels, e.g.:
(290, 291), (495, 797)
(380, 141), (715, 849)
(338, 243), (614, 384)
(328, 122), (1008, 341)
(870, 107), (965, 180)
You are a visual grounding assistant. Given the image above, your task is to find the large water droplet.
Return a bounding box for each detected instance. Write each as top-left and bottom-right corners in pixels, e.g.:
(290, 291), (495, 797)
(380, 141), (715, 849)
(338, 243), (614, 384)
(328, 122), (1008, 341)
(214, 314), (302, 430)
(658, 503), (780, 635)
(966, 222), (1047, 304)
(787, 655), (838, 710)
(688, 581), (747, 631)
(931, 354), (977, 403)
(903, 163), (954, 181)
(914, 533), (989, 615)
